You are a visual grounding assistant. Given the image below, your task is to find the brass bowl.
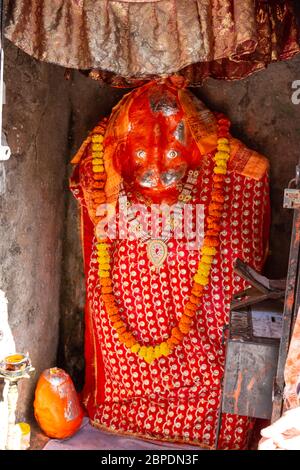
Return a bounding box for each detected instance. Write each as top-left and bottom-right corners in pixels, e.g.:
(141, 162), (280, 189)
(0, 353), (30, 372)
(5, 353), (29, 369)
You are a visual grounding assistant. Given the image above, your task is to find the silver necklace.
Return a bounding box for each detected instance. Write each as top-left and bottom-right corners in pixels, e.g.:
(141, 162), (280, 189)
(118, 169), (199, 268)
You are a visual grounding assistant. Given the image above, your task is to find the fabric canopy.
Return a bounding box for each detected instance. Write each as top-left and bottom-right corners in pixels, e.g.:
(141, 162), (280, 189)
(4, 0), (300, 86)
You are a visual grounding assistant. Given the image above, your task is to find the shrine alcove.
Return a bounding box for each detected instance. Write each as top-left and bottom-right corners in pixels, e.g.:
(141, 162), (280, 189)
(0, 35), (300, 433)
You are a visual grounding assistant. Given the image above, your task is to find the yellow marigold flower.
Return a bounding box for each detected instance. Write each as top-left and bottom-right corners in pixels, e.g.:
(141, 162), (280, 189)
(217, 138), (229, 145)
(92, 151), (104, 159)
(99, 263), (110, 271)
(215, 150), (229, 158)
(93, 165), (105, 173)
(198, 260), (211, 270)
(214, 160), (228, 169)
(202, 246), (217, 256)
(92, 158), (104, 165)
(97, 242), (108, 248)
(99, 270), (110, 278)
(196, 263), (211, 276)
(98, 256), (110, 264)
(100, 260), (110, 268)
(92, 134), (104, 143)
(196, 269), (211, 280)
(145, 347), (155, 364)
(97, 247), (109, 255)
(144, 351), (155, 364)
(215, 151), (230, 161)
(97, 246), (109, 252)
(201, 255), (214, 265)
(160, 342), (169, 357)
(97, 251), (109, 259)
(215, 163), (227, 172)
(131, 343), (140, 354)
(214, 158), (227, 166)
(215, 159), (227, 168)
(138, 346), (147, 359)
(217, 143), (230, 153)
(193, 274), (209, 285)
(154, 345), (161, 359)
(214, 163), (227, 171)
(97, 247), (109, 257)
(92, 143), (103, 151)
(97, 242), (108, 249)
(214, 167), (227, 175)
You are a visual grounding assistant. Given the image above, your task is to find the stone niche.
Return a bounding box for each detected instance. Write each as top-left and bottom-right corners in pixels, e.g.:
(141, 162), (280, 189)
(0, 40), (299, 423)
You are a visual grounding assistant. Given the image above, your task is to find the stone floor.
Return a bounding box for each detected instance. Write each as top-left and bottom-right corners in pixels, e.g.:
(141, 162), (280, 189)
(29, 417), (266, 450)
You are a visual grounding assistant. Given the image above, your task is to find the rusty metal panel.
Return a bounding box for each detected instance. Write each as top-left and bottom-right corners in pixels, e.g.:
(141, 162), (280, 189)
(222, 304), (281, 419)
(222, 341), (279, 419)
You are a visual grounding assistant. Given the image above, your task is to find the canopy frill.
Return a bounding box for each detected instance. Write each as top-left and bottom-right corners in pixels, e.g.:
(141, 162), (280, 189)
(4, 0), (300, 86)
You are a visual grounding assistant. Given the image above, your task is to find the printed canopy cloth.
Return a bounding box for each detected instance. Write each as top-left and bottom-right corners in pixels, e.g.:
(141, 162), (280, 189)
(4, 0), (300, 86)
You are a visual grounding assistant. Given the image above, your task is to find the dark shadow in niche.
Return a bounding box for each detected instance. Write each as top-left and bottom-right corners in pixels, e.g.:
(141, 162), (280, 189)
(294, 0), (300, 28)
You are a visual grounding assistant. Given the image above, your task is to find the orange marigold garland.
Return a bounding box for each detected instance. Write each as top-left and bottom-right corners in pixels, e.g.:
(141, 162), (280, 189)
(91, 116), (231, 364)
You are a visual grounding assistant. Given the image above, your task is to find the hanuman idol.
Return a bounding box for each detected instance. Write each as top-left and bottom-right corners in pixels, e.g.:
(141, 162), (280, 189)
(70, 81), (270, 449)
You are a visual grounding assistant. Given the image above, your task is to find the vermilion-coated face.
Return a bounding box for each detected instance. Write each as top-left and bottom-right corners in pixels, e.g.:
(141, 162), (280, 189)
(114, 86), (200, 203)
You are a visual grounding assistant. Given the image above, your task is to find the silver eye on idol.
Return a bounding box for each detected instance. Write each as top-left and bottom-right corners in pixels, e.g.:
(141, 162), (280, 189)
(136, 149), (147, 159)
(167, 149), (178, 159)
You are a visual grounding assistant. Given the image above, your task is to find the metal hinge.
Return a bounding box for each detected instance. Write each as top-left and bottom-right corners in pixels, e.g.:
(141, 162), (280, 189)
(272, 378), (284, 402)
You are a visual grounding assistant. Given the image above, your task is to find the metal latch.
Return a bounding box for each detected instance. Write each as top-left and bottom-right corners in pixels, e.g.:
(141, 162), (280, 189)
(283, 165), (300, 209)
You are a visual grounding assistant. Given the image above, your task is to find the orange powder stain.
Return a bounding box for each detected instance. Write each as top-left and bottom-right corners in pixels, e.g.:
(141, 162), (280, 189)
(247, 377), (256, 391)
(232, 371), (243, 415)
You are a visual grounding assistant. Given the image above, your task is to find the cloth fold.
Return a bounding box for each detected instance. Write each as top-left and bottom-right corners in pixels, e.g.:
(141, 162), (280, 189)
(5, 0), (300, 85)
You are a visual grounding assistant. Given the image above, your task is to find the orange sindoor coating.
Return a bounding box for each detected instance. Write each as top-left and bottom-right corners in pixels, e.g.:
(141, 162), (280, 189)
(34, 367), (84, 439)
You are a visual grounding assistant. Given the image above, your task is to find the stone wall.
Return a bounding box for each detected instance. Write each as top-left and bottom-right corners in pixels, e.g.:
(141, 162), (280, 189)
(0, 41), (71, 420)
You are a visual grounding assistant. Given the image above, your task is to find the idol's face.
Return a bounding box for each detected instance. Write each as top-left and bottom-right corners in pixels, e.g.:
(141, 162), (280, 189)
(128, 126), (189, 193)
(116, 88), (199, 202)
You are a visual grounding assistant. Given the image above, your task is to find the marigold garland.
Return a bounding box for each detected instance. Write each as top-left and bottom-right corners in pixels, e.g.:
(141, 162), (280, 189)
(90, 115), (231, 364)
